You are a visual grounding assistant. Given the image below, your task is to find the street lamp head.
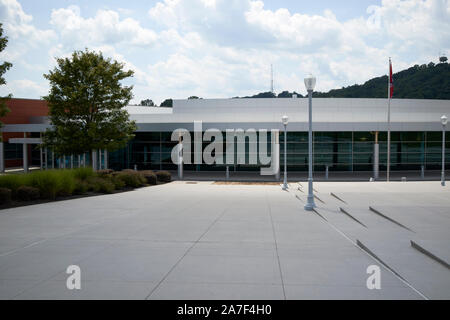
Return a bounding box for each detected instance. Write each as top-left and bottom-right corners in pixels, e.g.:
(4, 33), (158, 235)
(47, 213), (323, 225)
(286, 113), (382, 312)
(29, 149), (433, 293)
(304, 73), (316, 92)
(441, 115), (448, 126)
(282, 115), (289, 125)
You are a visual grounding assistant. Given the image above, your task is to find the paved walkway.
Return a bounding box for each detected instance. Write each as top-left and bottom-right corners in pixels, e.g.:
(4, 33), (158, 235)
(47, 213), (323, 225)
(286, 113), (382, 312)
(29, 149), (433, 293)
(176, 170), (450, 182)
(0, 181), (449, 299)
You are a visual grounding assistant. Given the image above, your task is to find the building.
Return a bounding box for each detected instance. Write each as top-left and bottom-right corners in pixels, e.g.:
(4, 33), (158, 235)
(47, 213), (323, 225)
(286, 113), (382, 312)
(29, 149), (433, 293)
(1, 97), (450, 176)
(0, 98), (48, 171)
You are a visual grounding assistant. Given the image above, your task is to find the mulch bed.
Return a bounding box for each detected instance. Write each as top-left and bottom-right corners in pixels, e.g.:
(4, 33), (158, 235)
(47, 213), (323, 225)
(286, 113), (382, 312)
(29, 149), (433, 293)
(0, 182), (170, 210)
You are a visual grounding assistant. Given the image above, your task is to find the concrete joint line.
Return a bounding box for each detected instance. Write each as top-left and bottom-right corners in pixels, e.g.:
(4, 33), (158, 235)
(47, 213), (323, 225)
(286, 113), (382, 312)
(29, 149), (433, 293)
(145, 205), (229, 300)
(266, 191), (287, 300)
(356, 239), (428, 300)
(312, 207), (428, 300)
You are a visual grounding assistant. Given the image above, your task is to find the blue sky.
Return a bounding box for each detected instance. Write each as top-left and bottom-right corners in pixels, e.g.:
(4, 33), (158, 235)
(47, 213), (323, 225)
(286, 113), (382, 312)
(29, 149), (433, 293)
(0, 0), (449, 104)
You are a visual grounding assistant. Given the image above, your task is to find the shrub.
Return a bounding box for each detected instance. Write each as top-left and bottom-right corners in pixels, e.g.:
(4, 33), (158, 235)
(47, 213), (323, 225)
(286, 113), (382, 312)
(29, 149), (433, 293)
(86, 177), (115, 194)
(73, 167), (95, 181)
(27, 170), (62, 199)
(96, 169), (114, 177)
(111, 175), (126, 190)
(0, 174), (25, 194)
(73, 179), (89, 195)
(116, 170), (146, 188)
(156, 171), (172, 183)
(98, 178), (115, 194)
(16, 186), (40, 201)
(140, 170), (157, 185)
(86, 176), (100, 192)
(57, 170), (76, 197)
(0, 188), (12, 204)
(26, 170), (76, 199)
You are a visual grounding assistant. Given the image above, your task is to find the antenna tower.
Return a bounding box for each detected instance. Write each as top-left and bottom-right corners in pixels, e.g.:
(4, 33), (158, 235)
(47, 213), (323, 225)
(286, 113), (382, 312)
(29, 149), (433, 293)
(270, 64), (274, 94)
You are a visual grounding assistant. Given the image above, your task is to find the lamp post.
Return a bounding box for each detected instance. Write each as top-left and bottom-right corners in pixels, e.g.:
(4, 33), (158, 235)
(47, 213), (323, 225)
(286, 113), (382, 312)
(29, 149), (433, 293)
(441, 115), (447, 186)
(304, 74), (316, 211)
(282, 115), (289, 190)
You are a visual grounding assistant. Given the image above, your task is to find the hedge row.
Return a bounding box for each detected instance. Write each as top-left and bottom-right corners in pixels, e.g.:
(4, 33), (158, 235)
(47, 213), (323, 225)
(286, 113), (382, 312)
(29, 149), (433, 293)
(0, 168), (171, 205)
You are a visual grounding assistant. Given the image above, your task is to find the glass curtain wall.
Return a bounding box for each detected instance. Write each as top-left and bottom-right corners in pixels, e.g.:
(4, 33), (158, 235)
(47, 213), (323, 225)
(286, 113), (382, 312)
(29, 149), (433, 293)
(109, 131), (450, 172)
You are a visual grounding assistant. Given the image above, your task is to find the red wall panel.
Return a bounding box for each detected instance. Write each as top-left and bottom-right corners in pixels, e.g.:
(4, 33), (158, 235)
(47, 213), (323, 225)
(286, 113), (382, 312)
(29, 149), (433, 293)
(1, 99), (49, 168)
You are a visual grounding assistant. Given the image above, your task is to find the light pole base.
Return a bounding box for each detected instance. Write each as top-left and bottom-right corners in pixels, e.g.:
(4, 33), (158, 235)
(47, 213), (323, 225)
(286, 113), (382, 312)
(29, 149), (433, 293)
(304, 196), (316, 211)
(282, 183), (288, 191)
(442, 180), (446, 187)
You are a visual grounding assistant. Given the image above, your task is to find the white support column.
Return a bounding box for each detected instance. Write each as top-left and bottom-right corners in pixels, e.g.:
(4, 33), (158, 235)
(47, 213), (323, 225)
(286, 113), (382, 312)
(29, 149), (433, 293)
(0, 142), (4, 172)
(44, 148), (48, 170)
(99, 149), (102, 170)
(40, 133), (43, 170)
(78, 155), (81, 168)
(23, 143), (28, 173)
(104, 150), (108, 170)
(92, 149), (97, 171)
(178, 136), (183, 180)
(23, 132), (28, 173)
(373, 131), (379, 180)
(274, 130), (280, 180)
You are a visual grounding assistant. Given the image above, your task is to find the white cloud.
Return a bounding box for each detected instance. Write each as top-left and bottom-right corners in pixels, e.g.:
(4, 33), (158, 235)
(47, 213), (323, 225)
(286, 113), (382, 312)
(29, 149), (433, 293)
(1, 0), (449, 103)
(0, 0), (55, 43)
(0, 0), (56, 62)
(6, 79), (48, 98)
(50, 6), (158, 48)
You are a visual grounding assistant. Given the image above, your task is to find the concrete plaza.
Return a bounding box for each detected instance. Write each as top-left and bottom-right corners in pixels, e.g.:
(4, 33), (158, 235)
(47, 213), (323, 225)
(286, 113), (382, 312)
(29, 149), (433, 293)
(0, 181), (449, 300)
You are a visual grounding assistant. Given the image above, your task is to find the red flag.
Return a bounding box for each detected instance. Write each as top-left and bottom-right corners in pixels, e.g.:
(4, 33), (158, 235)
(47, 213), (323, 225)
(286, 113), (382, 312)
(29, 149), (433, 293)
(389, 58), (394, 98)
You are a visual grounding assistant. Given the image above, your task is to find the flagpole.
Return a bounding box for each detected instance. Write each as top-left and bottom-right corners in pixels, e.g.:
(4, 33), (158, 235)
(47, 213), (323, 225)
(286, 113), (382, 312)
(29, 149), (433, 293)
(387, 58), (391, 182)
(387, 93), (391, 182)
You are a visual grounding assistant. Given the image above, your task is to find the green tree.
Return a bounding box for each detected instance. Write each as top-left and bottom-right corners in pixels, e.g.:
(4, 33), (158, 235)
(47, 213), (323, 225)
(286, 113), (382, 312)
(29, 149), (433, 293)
(0, 23), (12, 133)
(140, 99), (154, 106)
(43, 49), (137, 157)
(160, 98), (173, 107)
(313, 61), (450, 99)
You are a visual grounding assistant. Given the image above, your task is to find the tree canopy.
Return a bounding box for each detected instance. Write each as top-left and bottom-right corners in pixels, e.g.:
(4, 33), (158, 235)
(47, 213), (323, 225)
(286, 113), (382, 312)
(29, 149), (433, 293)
(0, 23), (12, 131)
(43, 49), (137, 155)
(160, 98), (173, 108)
(313, 60), (450, 99)
(237, 60), (449, 100)
(140, 99), (154, 106)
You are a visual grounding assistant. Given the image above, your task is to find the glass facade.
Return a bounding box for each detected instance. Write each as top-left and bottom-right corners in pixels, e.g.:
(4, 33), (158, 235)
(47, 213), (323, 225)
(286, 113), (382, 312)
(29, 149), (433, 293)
(108, 131), (450, 172)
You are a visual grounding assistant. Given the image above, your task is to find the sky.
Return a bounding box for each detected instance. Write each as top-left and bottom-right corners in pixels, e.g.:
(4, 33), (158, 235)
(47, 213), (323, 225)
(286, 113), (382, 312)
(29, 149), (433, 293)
(0, 0), (449, 105)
